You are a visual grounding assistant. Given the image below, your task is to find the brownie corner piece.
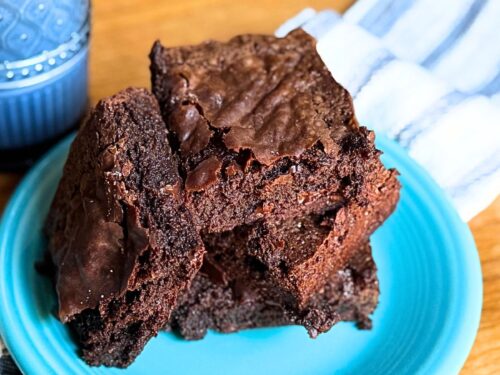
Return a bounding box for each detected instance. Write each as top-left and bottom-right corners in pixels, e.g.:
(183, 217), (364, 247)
(245, 163), (399, 306)
(45, 87), (204, 367)
(150, 29), (399, 234)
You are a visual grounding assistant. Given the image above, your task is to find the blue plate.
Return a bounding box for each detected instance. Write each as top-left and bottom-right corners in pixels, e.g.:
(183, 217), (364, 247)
(0, 135), (482, 375)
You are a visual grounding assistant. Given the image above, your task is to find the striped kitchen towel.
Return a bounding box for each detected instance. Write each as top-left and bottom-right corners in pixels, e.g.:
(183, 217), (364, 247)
(277, 1), (500, 221)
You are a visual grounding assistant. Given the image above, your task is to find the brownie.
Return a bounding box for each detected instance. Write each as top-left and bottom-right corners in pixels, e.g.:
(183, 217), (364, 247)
(169, 232), (378, 340)
(246, 170), (399, 307)
(44, 88), (205, 367)
(43, 29), (400, 368)
(150, 29), (399, 233)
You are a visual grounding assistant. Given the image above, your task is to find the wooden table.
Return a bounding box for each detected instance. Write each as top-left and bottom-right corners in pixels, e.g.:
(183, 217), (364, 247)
(1, 1), (499, 372)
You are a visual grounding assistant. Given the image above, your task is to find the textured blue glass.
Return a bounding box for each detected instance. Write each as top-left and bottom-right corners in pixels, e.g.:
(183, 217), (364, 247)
(0, 0), (89, 149)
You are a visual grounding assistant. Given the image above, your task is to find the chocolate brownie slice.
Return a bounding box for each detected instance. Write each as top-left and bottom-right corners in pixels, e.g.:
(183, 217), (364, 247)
(44, 88), (205, 367)
(170, 232), (378, 340)
(150, 29), (399, 233)
(246, 170), (398, 307)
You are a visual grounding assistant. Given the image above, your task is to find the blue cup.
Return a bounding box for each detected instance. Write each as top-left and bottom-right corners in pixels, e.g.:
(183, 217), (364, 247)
(0, 0), (90, 151)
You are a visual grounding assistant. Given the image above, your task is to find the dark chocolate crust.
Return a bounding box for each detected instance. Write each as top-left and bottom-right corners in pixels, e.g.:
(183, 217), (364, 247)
(170, 235), (378, 340)
(150, 29), (399, 233)
(44, 88), (205, 367)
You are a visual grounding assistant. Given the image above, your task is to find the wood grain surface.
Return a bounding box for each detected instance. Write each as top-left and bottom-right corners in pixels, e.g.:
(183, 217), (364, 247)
(1, 1), (498, 373)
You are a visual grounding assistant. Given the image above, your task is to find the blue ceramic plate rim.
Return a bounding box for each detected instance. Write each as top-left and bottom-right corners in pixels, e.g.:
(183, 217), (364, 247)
(0, 134), (482, 374)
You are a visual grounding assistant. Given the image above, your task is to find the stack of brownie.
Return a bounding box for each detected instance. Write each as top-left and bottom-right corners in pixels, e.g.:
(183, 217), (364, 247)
(44, 30), (400, 367)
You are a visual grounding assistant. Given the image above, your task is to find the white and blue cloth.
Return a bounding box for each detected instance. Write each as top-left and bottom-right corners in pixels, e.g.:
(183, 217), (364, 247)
(277, 0), (500, 221)
(1, 1), (499, 373)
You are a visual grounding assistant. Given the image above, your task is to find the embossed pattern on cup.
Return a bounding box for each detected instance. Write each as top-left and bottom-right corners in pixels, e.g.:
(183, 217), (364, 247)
(0, 0), (90, 150)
